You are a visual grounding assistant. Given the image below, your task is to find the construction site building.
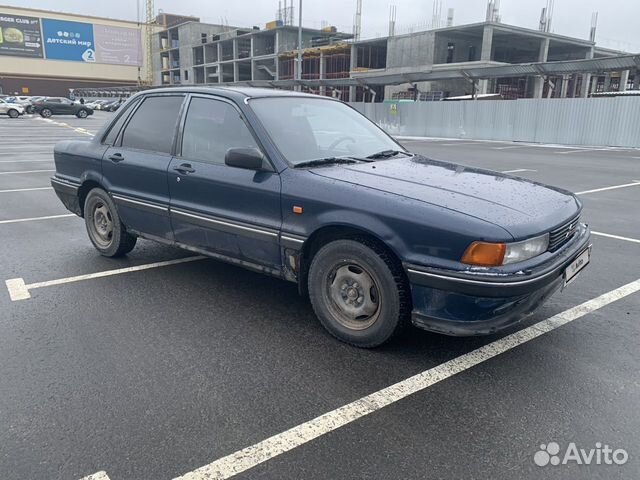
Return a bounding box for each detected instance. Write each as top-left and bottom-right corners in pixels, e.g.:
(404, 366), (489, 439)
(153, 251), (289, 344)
(152, 16), (636, 102)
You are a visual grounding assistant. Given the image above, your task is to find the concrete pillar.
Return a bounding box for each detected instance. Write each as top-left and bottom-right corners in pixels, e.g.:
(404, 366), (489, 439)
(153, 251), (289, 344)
(349, 44), (357, 102)
(319, 51), (326, 96)
(233, 62), (239, 82)
(580, 47), (595, 98)
(533, 38), (550, 98)
(478, 25), (494, 94)
(603, 73), (612, 92)
(559, 75), (569, 98)
(632, 69), (640, 90)
(619, 70), (630, 91)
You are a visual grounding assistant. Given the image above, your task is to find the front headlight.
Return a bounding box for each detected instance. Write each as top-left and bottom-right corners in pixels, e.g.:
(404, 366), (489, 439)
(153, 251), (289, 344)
(461, 233), (549, 266)
(502, 233), (549, 264)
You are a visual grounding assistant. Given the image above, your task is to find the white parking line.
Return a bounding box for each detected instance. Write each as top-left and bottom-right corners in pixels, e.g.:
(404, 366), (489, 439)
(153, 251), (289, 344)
(0, 159), (52, 163)
(556, 148), (611, 154)
(493, 146), (524, 150)
(592, 231), (640, 244)
(78, 471), (110, 480)
(0, 214), (75, 225)
(0, 187), (52, 193)
(6, 256), (206, 301)
(174, 278), (640, 480)
(575, 181), (640, 195)
(0, 169), (55, 175)
(501, 169), (537, 174)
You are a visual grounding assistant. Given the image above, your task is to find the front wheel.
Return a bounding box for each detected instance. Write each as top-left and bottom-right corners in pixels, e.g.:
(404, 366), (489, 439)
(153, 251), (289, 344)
(8, 109), (19, 118)
(40, 108), (52, 118)
(308, 239), (410, 348)
(76, 109), (88, 118)
(84, 188), (137, 257)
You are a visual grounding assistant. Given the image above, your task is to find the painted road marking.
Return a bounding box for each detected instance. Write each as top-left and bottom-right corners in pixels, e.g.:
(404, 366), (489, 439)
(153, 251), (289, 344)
(5, 256), (206, 301)
(0, 159), (53, 163)
(0, 214), (75, 225)
(174, 279), (640, 480)
(0, 187), (52, 193)
(78, 472), (111, 480)
(501, 169), (537, 174)
(592, 231), (640, 244)
(556, 148), (611, 154)
(575, 180), (640, 195)
(493, 146), (525, 150)
(0, 169), (55, 175)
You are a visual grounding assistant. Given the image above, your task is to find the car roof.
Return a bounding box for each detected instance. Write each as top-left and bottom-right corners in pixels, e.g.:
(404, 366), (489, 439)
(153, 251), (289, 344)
(138, 86), (326, 102)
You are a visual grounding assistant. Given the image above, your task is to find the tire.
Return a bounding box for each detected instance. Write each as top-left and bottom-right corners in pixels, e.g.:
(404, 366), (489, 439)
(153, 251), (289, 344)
(84, 188), (137, 257)
(76, 109), (88, 118)
(8, 109), (19, 118)
(40, 108), (52, 118)
(308, 238), (411, 348)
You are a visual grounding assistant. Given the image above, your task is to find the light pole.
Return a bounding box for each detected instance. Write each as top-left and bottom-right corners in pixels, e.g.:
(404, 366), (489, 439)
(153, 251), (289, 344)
(297, 0), (303, 82)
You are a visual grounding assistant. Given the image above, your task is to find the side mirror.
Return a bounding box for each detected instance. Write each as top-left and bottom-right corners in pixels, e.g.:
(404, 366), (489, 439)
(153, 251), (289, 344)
(225, 147), (266, 170)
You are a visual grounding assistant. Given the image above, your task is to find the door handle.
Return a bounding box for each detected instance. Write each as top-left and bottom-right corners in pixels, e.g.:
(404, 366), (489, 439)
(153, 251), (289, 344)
(108, 153), (125, 163)
(173, 163), (196, 174)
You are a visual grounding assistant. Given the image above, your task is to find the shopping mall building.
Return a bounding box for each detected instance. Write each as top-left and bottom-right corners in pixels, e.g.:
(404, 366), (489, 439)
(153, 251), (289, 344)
(0, 5), (153, 96)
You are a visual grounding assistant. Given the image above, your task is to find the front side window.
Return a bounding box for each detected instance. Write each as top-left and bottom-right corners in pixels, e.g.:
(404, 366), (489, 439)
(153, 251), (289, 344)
(249, 97), (402, 165)
(121, 95), (184, 154)
(181, 97), (259, 164)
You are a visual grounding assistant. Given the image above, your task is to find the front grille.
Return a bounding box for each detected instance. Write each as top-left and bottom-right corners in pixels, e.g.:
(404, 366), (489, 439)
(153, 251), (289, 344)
(548, 215), (580, 252)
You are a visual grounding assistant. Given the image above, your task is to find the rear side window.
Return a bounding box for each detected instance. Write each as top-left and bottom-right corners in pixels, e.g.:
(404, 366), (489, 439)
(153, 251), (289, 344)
(121, 95), (184, 154)
(103, 98), (141, 146)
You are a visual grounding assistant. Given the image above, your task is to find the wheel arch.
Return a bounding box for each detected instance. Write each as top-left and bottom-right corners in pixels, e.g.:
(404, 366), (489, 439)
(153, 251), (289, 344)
(297, 224), (406, 297)
(77, 179), (105, 217)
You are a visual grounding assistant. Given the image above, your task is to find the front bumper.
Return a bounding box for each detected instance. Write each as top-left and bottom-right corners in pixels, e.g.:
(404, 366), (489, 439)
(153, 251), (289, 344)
(406, 224), (591, 336)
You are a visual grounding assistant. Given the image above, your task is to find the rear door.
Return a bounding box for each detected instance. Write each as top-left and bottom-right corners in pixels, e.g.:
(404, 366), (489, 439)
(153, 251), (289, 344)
(168, 95), (282, 269)
(102, 94), (185, 240)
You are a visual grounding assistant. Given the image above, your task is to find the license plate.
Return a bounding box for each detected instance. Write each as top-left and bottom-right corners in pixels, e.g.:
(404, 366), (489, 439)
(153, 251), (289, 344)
(564, 247), (591, 286)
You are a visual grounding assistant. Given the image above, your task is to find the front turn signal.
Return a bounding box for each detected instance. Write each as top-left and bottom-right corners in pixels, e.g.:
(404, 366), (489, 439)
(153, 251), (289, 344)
(461, 241), (506, 266)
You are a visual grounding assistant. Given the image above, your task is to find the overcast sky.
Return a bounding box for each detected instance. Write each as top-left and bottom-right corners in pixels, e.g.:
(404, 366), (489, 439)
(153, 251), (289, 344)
(5, 0), (640, 51)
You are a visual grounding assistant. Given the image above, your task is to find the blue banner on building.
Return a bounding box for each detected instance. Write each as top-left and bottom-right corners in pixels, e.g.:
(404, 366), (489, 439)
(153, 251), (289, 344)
(42, 18), (95, 62)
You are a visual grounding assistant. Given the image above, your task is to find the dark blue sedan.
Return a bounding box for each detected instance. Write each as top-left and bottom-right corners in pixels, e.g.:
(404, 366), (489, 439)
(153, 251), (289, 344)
(51, 87), (591, 347)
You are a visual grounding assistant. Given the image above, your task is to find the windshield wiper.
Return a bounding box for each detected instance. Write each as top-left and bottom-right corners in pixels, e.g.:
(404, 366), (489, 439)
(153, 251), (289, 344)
(366, 149), (406, 159)
(293, 157), (361, 169)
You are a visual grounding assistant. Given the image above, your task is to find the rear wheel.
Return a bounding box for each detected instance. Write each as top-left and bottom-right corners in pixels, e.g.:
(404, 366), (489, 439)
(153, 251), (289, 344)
(40, 108), (52, 118)
(308, 239), (410, 348)
(84, 188), (137, 257)
(76, 109), (88, 118)
(8, 109), (19, 118)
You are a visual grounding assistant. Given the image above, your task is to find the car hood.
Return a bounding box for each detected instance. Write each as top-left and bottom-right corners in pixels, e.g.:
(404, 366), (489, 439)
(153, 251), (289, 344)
(310, 155), (581, 239)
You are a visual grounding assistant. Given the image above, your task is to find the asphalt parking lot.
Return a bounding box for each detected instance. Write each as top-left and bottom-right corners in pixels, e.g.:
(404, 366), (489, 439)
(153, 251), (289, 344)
(1, 111), (639, 480)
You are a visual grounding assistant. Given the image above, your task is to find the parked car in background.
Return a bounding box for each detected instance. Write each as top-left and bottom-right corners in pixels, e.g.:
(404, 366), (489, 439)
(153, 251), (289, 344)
(0, 98), (25, 118)
(51, 88), (591, 348)
(86, 100), (109, 110)
(32, 97), (93, 118)
(103, 100), (124, 112)
(5, 96), (34, 113)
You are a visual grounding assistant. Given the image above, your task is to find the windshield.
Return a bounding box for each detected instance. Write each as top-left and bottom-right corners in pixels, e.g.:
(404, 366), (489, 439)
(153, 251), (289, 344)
(249, 97), (404, 166)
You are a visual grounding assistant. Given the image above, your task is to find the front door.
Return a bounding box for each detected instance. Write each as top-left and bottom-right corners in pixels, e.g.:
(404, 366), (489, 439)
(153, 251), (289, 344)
(168, 95), (282, 269)
(102, 94), (185, 240)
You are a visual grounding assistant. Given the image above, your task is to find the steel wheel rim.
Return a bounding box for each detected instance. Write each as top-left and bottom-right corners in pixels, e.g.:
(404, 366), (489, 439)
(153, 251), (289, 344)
(325, 262), (381, 330)
(42, 109), (51, 117)
(79, 110), (87, 118)
(91, 201), (114, 248)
